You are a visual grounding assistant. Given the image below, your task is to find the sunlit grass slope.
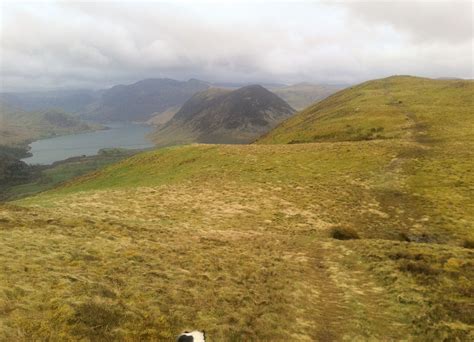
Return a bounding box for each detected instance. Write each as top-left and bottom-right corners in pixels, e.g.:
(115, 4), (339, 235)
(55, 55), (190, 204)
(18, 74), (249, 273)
(1, 76), (473, 340)
(259, 76), (474, 242)
(257, 76), (473, 144)
(2, 148), (138, 201)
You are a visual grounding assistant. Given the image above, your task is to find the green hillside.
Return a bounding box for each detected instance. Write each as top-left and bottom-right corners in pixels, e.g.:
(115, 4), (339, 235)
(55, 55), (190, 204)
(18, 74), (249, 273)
(2, 76), (473, 340)
(0, 105), (99, 147)
(258, 76), (473, 144)
(1, 148), (138, 201)
(0, 105), (102, 192)
(258, 75), (474, 246)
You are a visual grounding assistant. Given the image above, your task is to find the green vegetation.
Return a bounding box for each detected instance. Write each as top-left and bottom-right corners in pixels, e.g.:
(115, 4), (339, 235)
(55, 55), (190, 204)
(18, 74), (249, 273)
(258, 76), (473, 144)
(1, 76), (473, 340)
(0, 104), (100, 147)
(1, 148), (138, 201)
(259, 76), (474, 241)
(0, 103), (105, 197)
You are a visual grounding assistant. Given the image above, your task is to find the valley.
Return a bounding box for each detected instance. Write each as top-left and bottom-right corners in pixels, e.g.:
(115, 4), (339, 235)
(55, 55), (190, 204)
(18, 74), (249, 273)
(22, 123), (153, 165)
(0, 76), (472, 340)
(2, 1), (472, 340)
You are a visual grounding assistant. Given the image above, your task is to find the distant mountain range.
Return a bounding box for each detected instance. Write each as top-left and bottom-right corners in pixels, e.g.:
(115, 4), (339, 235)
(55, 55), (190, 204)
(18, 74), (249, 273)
(1, 78), (345, 126)
(0, 89), (99, 114)
(82, 78), (210, 122)
(150, 85), (295, 146)
(0, 103), (98, 148)
(0, 79), (210, 123)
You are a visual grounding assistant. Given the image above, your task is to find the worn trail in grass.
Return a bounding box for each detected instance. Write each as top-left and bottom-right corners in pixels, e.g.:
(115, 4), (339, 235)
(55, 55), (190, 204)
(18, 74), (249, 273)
(2, 139), (471, 339)
(1, 181), (411, 340)
(2, 76), (473, 340)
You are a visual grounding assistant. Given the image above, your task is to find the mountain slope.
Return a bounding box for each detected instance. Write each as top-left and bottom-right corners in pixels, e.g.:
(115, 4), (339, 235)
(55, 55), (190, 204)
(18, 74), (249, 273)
(2, 75), (473, 340)
(259, 75), (474, 247)
(9, 139), (473, 340)
(270, 82), (345, 110)
(0, 104), (100, 190)
(150, 85), (295, 146)
(0, 89), (99, 114)
(258, 76), (473, 144)
(84, 78), (209, 122)
(0, 104), (98, 147)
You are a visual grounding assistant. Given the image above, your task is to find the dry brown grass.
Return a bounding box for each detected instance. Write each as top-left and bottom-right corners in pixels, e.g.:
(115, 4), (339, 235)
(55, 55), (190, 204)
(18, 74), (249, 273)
(2, 76), (473, 340)
(1, 175), (418, 340)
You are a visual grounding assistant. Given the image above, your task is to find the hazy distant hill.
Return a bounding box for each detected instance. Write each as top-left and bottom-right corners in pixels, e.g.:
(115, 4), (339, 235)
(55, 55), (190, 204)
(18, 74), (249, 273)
(0, 89), (99, 114)
(0, 103), (97, 147)
(0, 80), (344, 124)
(150, 85), (295, 146)
(269, 83), (346, 110)
(83, 78), (210, 122)
(0, 103), (99, 187)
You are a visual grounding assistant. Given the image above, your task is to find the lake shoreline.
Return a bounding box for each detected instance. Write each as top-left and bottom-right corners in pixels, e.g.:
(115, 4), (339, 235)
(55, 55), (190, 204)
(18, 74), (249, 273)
(22, 122), (154, 165)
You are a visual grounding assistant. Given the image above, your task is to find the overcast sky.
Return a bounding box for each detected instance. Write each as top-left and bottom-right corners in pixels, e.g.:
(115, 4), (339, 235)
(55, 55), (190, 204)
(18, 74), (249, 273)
(0, 0), (472, 91)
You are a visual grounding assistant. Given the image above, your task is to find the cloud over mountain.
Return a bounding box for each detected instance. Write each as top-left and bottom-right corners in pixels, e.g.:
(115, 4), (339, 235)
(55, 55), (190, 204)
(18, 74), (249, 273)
(1, 1), (472, 91)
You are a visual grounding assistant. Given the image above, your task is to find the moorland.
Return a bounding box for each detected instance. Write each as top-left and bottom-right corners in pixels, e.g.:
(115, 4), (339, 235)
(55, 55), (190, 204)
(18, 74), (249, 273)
(0, 75), (473, 340)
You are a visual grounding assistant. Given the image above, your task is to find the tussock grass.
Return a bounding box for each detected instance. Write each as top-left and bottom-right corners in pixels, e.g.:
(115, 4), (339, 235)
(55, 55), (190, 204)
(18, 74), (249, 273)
(330, 227), (360, 240)
(350, 240), (474, 340)
(2, 76), (473, 339)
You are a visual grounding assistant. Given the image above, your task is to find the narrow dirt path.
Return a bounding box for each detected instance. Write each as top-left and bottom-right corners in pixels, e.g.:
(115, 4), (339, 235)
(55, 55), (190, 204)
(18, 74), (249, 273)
(309, 242), (350, 341)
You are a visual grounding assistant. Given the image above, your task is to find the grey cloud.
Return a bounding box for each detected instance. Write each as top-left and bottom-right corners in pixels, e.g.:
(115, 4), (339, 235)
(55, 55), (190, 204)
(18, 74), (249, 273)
(343, 1), (473, 44)
(0, 1), (472, 92)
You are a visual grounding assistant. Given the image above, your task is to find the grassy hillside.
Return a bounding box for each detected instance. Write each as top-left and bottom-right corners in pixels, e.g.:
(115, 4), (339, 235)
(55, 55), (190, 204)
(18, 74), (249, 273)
(0, 105), (102, 192)
(1, 76), (473, 340)
(1, 148), (138, 201)
(258, 76), (473, 144)
(259, 76), (474, 242)
(0, 105), (99, 147)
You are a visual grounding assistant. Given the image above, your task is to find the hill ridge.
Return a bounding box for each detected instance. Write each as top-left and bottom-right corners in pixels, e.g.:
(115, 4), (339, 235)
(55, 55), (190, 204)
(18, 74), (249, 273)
(150, 85), (295, 146)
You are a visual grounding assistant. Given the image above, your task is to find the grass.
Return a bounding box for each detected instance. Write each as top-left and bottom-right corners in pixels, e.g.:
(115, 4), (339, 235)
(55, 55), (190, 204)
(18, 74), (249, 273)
(257, 76), (473, 144)
(1, 76), (473, 340)
(330, 226), (360, 240)
(349, 240), (473, 340)
(0, 106), (99, 147)
(2, 148), (138, 201)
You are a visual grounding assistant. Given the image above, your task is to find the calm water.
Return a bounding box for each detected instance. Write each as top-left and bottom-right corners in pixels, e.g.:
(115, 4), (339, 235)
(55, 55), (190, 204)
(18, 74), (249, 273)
(22, 123), (154, 165)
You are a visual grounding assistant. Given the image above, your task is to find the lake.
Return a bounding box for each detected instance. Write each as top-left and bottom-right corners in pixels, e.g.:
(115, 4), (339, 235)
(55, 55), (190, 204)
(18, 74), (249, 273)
(22, 123), (154, 165)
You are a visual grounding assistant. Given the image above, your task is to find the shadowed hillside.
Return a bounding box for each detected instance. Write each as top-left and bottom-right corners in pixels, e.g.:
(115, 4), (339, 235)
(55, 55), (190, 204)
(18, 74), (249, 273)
(83, 78), (209, 122)
(1, 76), (473, 340)
(0, 89), (99, 114)
(150, 85), (295, 146)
